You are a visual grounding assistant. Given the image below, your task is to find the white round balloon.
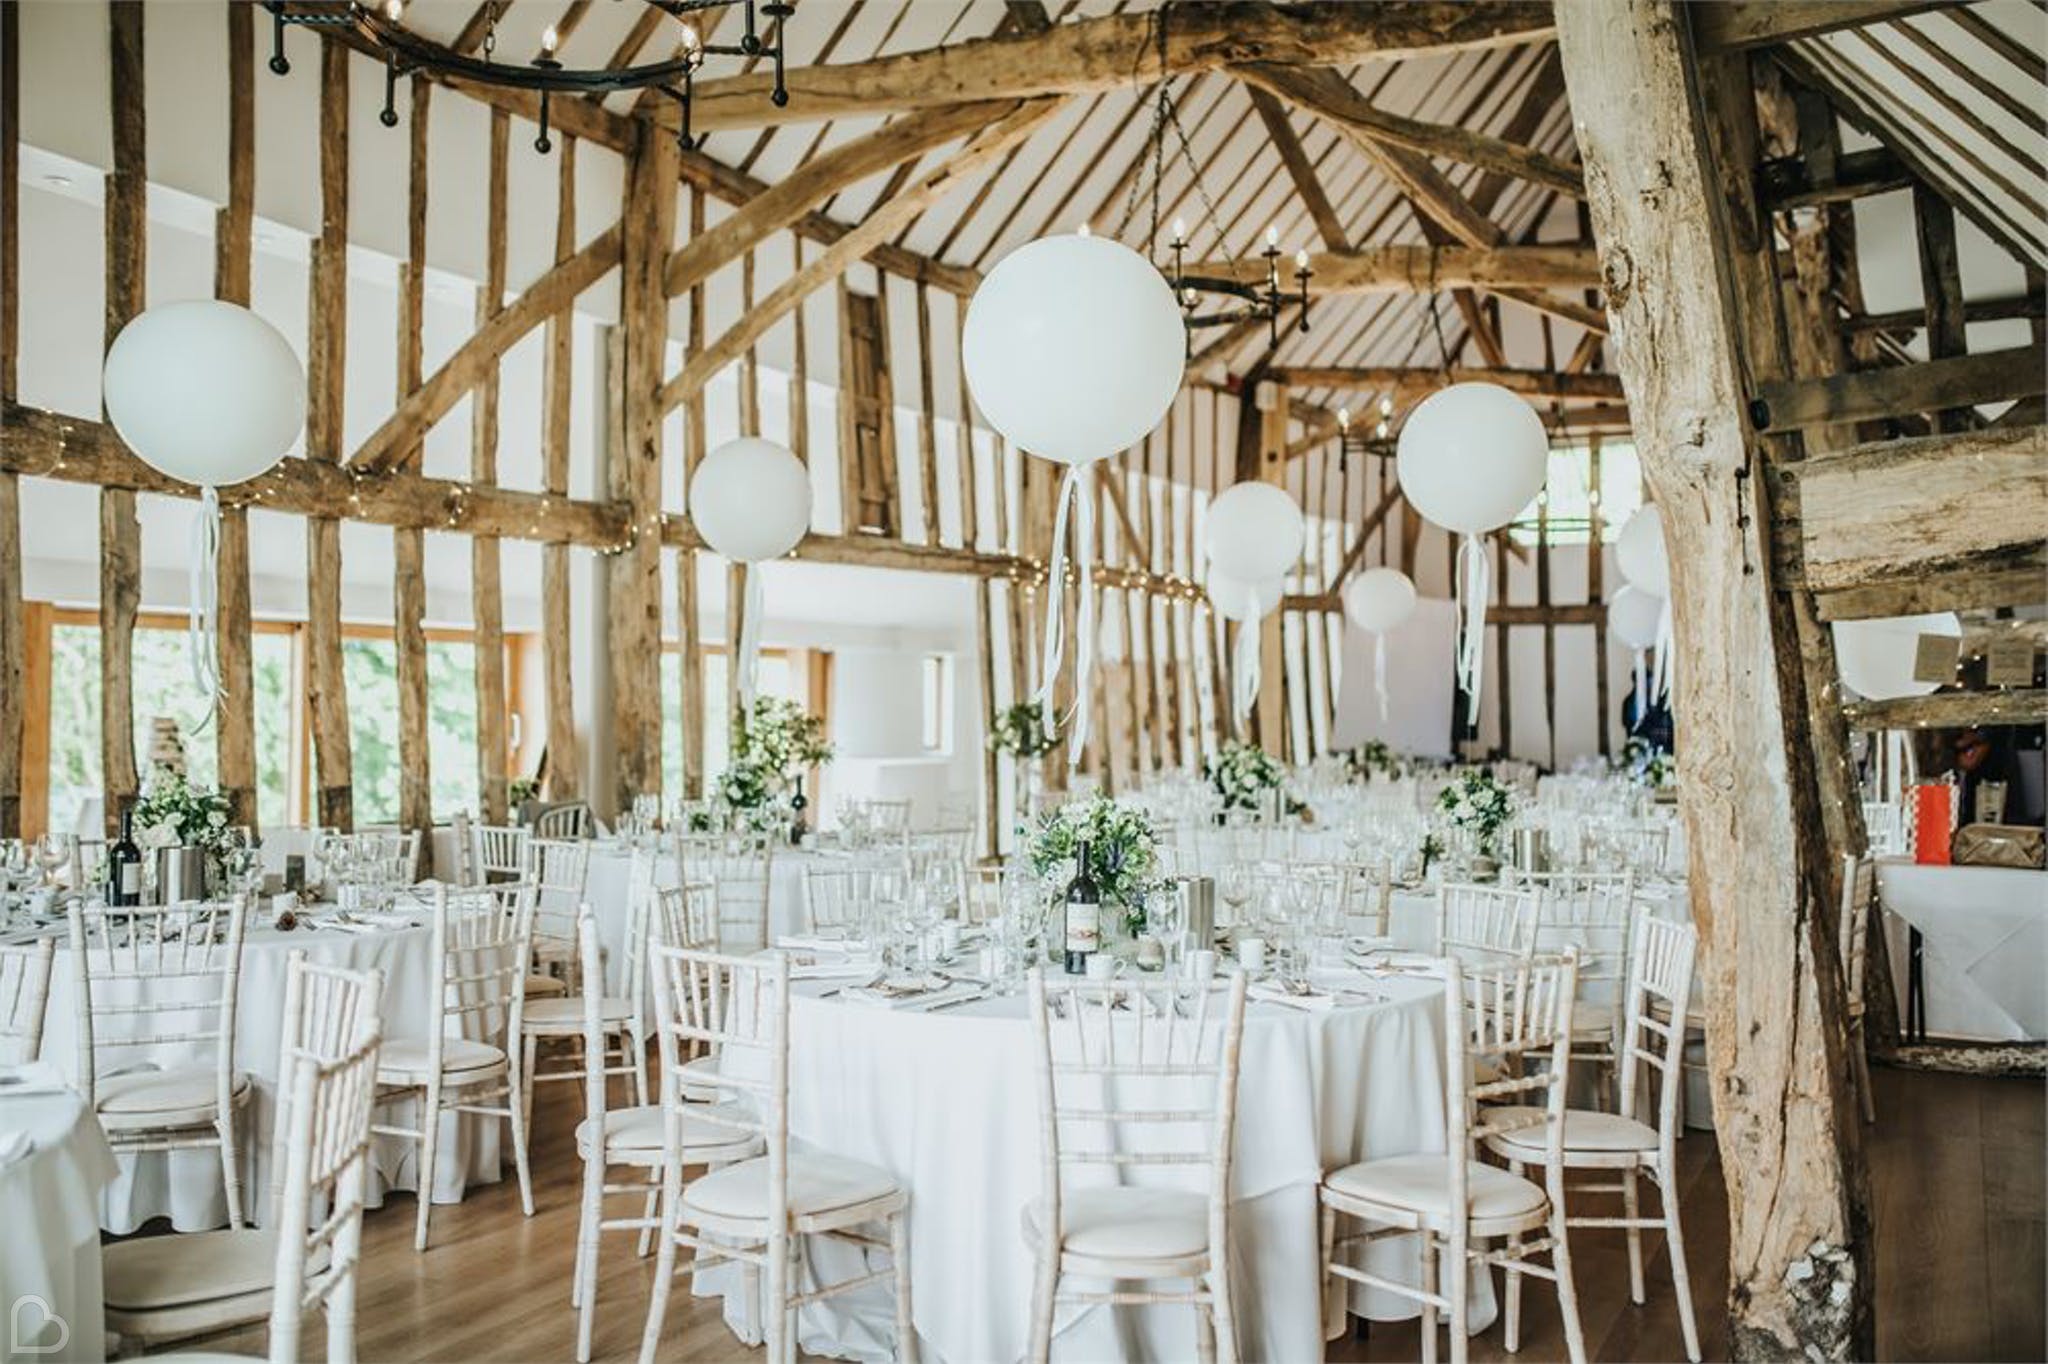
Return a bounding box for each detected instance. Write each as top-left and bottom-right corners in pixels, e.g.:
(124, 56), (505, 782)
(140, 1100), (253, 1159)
(1204, 481), (1305, 583)
(1833, 612), (1961, 700)
(102, 300), (304, 486)
(1206, 569), (1283, 623)
(962, 233), (1186, 465)
(689, 437), (812, 563)
(1394, 382), (1549, 535)
(1608, 585), (1665, 651)
(1343, 568), (1417, 634)
(1616, 505), (1670, 596)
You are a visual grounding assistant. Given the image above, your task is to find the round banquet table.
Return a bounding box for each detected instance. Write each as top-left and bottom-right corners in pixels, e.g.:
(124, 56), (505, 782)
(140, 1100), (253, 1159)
(698, 970), (1497, 1364)
(35, 904), (505, 1233)
(0, 1086), (116, 1361)
(580, 843), (834, 989)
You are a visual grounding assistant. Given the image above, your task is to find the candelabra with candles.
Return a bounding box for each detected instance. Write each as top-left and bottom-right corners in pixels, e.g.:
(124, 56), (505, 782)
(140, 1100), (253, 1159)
(1337, 395), (1397, 470)
(1162, 218), (1312, 354)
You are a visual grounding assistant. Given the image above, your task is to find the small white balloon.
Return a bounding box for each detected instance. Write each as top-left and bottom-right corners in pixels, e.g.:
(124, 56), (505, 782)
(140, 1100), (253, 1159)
(1206, 569), (1283, 623)
(1395, 382), (1549, 535)
(1608, 585), (1665, 651)
(963, 233), (1186, 466)
(1833, 612), (1961, 700)
(689, 437), (813, 563)
(1615, 505), (1670, 596)
(103, 300), (305, 486)
(1343, 568), (1418, 634)
(1204, 481), (1305, 583)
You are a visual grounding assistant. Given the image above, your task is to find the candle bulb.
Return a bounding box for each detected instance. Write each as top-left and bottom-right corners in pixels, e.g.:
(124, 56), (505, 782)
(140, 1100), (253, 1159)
(542, 24), (558, 53)
(682, 22), (700, 50)
(1265, 225), (1279, 249)
(1378, 395), (1394, 417)
(384, 0), (403, 18)
(1295, 248), (1309, 272)
(1338, 407), (1350, 432)
(1172, 216), (1187, 244)
(1078, 222), (1091, 238)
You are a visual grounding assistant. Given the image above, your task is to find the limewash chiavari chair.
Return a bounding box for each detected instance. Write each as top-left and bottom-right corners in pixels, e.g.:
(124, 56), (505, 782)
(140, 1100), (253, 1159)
(1321, 951), (1587, 1364)
(567, 915), (759, 1363)
(638, 946), (915, 1364)
(1839, 853), (1878, 1126)
(156, 997), (387, 1364)
(866, 798), (914, 840)
(533, 801), (596, 841)
(68, 896), (254, 1228)
(469, 822), (530, 884)
(521, 849), (656, 1137)
(526, 836), (594, 998)
(1434, 882), (1542, 970)
(104, 958), (384, 1354)
(340, 828), (421, 886)
(1533, 872), (1639, 1107)
(964, 866), (1007, 927)
(677, 829), (775, 951)
(0, 937), (55, 1062)
(370, 882), (537, 1251)
(1860, 800), (1906, 857)
(1483, 918), (1703, 1361)
(799, 860), (906, 938)
(652, 880), (727, 1104)
(1024, 968), (1251, 1364)
(1298, 861), (1390, 941)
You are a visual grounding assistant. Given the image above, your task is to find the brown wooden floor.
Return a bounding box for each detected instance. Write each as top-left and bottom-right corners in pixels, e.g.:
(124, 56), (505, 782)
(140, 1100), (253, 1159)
(182, 1064), (2042, 1363)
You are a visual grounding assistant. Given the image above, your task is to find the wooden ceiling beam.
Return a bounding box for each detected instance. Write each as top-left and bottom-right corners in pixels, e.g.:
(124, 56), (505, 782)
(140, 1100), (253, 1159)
(1843, 688), (2048, 731)
(1693, 0), (1966, 53)
(1189, 242), (1602, 294)
(1270, 364), (1624, 398)
(1753, 344), (2046, 433)
(1246, 86), (1353, 252)
(669, 2), (1554, 134)
(662, 100), (1005, 297)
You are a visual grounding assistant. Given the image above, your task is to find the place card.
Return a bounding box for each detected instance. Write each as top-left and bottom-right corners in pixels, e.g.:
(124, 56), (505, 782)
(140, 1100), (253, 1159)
(1911, 632), (1961, 686)
(1985, 635), (2037, 688)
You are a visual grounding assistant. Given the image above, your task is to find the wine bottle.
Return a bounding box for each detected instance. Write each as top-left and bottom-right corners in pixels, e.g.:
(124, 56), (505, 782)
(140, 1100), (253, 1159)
(1063, 839), (1100, 975)
(107, 802), (143, 907)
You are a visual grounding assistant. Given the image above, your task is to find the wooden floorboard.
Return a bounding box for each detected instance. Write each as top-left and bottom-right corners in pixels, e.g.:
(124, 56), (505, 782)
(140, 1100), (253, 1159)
(156, 1065), (2043, 1363)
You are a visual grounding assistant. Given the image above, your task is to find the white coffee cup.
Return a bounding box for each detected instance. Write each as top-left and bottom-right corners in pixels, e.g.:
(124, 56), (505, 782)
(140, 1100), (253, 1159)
(1183, 948), (1218, 986)
(1237, 935), (1268, 973)
(940, 921), (964, 957)
(1084, 955), (1126, 983)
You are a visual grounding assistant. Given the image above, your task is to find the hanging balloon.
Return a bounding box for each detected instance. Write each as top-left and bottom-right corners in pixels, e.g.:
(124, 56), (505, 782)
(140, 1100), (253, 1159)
(1615, 504), (1670, 596)
(690, 438), (813, 710)
(1207, 568), (1283, 733)
(1343, 568), (1418, 722)
(102, 301), (306, 728)
(1204, 481), (1306, 584)
(1609, 585), (1666, 719)
(1394, 382), (1547, 720)
(1833, 613), (1961, 700)
(962, 233), (1187, 767)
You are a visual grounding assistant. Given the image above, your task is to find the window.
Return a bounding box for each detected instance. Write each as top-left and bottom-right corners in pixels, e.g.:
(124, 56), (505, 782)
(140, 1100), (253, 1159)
(920, 655), (952, 754)
(339, 635), (483, 827)
(1507, 439), (1645, 546)
(659, 648), (800, 801)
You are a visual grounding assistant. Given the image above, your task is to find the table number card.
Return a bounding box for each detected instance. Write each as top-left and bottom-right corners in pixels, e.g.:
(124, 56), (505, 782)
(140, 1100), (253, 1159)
(1984, 635), (2037, 688)
(1911, 632), (1961, 686)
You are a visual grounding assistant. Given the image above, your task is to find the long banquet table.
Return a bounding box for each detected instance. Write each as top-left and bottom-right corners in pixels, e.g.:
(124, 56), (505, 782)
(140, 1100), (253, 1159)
(698, 970), (1496, 1364)
(1877, 858), (2048, 1041)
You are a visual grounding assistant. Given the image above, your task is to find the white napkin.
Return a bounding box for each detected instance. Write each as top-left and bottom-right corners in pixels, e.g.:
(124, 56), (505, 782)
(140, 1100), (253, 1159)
(776, 934), (866, 954)
(841, 976), (980, 1011)
(1248, 981), (1338, 1012)
(786, 955), (882, 981)
(0, 1061), (69, 1097)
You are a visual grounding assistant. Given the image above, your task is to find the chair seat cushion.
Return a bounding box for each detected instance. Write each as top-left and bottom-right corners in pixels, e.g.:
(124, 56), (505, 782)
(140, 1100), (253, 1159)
(521, 995), (632, 1031)
(1487, 1106), (1659, 1156)
(1023, 1187), (1210, 1261)
(678, 1053), (724, 1103)
(1570, 1000), (1616, 1040)
(525, 972), (570, 1000)
(682, 1152), (900, 1224)
(96, 1069), (250, 1130)
(104, 1229), (327, 1312)
(1324, 1154), (1546, 1227)
(575, 1104), (759, 1161)
(375, 1036), (507, 1084)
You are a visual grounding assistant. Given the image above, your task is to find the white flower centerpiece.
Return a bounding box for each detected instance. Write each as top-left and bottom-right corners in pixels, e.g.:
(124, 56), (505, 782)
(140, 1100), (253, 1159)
(132, 763), (236, 895)
(1435, 769), (1518, 868)
(1022, 797), (1162, 941)
(711, 697), (833, 836)
(1204, 740), (1302, 821)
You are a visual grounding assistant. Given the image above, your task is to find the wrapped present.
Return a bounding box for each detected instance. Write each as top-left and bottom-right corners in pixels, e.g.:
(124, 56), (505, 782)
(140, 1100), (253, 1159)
(1911, 783), (1955, 865)
(1951, 823), (2046, 870)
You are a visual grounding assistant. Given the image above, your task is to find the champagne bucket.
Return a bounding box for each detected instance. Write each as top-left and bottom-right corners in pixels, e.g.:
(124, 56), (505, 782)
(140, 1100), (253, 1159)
(1174, 876), (1216, 947)
(155, 846), (209, 904)
(1511, 828), (1550, 874)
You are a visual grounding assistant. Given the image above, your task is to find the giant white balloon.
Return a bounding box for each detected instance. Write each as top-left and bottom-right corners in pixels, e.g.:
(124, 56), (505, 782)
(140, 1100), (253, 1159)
(689, 438), (813, 563)
(1343, 568), (1417, 633)
(1608, 585), (1665, 651)
(962, 233), (1186, 465)
(1394, 382), (1548, 534)
(102, 300), (304, 487)
(1205, 481), (1305, 583)
(1207, 570), (1283, 623)
(1615, 505), (1670, 596)
(1833, 612), (1961, 700)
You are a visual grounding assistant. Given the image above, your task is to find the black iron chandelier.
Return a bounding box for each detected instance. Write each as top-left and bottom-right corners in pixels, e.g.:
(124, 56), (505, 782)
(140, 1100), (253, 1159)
(1118, 5), (1311, 354)
(260, 0), (793, 154)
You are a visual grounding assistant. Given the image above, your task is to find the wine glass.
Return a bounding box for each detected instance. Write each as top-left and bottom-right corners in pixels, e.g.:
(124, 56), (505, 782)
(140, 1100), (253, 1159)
(34, 833), (71, 890)
(1218, 860), (1252, 932)
(1144, 884), (1185, 975)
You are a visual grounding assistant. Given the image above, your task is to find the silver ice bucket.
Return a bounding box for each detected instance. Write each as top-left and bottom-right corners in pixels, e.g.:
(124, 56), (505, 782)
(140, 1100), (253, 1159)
(1174, 875), (1216, 947)
(1511, 828), (1550, 875)
(154, 846), (209, 904)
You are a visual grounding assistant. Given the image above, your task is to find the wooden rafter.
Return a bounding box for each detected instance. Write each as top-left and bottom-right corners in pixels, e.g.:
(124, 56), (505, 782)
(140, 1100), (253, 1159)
(1189, 242), (1600, 293)
(669, 2), (1555, 134)
(1247, 86), (1353, 251)
(1693, 0), (1967, 53)
(1271, 365), (1623, 398)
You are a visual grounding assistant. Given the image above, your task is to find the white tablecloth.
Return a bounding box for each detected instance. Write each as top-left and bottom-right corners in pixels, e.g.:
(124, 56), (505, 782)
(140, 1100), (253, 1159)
(0, 1087), (115, 1362)
(701, 974), (1495, 1363)
(36, 910), (504, 1233)
(581, 844), (823, 991)
(1878, 859), (2048, 1041)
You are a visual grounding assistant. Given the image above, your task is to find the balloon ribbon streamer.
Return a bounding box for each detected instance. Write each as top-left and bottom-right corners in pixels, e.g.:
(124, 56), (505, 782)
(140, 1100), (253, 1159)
(1374, 633), (1390, 724)
(1652, 597), (1674, 704)
(1232, 583), (1260, 732)
(1454, 535), (1489, 725)
(186, 487), (223, 733)
(737, 564), (766, 715)
(1031, 465), (1095, 768)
